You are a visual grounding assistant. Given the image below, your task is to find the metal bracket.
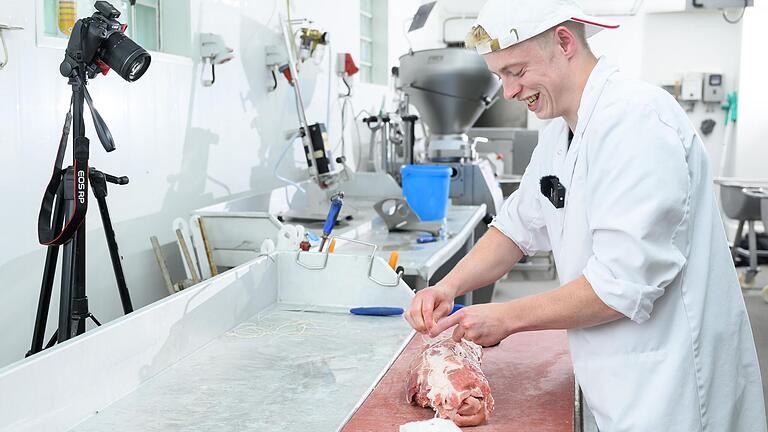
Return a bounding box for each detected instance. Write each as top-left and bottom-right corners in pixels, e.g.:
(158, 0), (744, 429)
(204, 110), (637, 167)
(0, 24), (23, 71)
(295, 236), (404, 287)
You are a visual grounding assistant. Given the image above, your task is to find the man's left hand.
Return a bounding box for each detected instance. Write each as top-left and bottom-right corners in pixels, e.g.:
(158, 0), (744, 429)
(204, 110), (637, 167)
(429, 303), (513, 347)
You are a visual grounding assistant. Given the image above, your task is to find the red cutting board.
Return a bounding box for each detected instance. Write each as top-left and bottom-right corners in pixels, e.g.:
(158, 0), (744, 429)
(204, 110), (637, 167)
(341, 330), (574, 431)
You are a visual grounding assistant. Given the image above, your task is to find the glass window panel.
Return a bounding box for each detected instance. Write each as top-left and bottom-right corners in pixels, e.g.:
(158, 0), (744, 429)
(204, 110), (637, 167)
(120, 0), (134, 37)
(360, 40), (372, 62)
(43, 0), (59, 37)
(359, 0), (386, 84)
(135, 4), (158, 51)
(360, 15), (372, 39)
(42, 0), (82, 38)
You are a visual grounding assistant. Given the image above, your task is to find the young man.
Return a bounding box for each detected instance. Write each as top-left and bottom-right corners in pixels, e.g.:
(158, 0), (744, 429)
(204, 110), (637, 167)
(403, 0), (767, 430)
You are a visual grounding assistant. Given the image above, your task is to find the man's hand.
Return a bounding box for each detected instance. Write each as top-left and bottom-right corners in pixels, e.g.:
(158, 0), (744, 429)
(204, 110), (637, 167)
(430, 303), (513, 347)
(404, 285), (456, 334)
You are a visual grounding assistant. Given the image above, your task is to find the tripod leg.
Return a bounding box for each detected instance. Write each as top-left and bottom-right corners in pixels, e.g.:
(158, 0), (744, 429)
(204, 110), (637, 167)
(28, 187), (66, 356)
(58, 164), (92, 340)
(72, 225), (88, 336)
(91, 171), (134, 313)
(44, 332), (58, 350)
(57, 196), (76, 342)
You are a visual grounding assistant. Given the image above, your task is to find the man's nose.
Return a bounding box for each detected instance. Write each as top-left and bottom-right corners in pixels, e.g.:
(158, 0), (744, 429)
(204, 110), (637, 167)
(502, 80), (522, 101)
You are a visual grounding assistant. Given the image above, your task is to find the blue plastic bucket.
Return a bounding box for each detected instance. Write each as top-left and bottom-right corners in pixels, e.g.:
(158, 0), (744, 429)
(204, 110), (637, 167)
(401, 164), (452, 221)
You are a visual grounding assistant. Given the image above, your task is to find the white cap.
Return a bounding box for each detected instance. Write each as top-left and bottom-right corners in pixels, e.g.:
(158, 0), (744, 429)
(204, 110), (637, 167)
(472, 0), (619, 55)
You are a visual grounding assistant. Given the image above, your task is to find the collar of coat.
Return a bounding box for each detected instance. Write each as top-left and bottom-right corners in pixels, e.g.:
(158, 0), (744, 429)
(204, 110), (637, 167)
(573, 56), (620, 137)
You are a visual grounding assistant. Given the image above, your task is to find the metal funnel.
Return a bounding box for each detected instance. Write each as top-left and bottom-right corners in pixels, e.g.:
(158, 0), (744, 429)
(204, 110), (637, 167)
(398, 48), (501, 137)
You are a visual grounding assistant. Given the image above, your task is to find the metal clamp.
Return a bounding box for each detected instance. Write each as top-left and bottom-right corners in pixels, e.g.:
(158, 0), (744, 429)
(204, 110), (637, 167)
(295, 236), (404, 287)
(0, 24), (23, 71)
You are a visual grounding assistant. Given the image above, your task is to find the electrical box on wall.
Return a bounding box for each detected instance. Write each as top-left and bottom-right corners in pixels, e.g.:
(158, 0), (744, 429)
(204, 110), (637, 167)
(645, 0), (753, 13)
(703, 73), (724, 103)
(681, 73), (703, 102)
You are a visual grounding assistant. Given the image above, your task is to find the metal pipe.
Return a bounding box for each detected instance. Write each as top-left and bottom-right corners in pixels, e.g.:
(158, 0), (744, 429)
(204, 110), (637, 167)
(280, 14), (322, 186)
(403, 115), (417, 165)
(380, 119), (390, 175)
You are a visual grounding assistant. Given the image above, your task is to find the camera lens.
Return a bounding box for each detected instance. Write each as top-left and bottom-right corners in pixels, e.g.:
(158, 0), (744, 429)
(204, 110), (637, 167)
(101, 31), (151, 82)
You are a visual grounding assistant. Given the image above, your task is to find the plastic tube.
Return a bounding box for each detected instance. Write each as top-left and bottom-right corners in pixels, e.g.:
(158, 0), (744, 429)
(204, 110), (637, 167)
(273, 132), (306, 194)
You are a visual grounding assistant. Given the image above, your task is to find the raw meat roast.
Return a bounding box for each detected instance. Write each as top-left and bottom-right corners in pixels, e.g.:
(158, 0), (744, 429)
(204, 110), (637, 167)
(405, 337), (494, 427)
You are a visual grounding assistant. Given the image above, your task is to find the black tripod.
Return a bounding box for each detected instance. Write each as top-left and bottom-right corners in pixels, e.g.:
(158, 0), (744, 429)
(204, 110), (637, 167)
(28, 65), (133, 356)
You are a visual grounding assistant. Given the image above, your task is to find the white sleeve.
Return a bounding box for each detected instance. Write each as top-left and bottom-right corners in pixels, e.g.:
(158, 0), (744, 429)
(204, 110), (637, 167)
(489, 147), (551, 255)
(582, 103), (689, 324)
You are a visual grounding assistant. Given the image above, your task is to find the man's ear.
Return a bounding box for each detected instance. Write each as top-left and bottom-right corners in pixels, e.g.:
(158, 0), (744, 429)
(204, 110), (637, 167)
(553, 26), (578, 59)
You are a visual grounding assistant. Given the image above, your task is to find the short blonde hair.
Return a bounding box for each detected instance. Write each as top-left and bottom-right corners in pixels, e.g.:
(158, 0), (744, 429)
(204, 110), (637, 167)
(464, 25), (493, 49)
(464, 21), (590, 52)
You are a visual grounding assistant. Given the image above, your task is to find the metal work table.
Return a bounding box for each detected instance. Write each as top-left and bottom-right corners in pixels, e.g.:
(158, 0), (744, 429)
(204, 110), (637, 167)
(0, 253), (415, 432)
(74, 304), (412, 431)
(331, 202), (486, 292)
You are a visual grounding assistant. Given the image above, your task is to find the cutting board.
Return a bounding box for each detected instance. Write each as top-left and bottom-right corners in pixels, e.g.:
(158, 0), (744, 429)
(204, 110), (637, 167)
(342, 330), (574, 431)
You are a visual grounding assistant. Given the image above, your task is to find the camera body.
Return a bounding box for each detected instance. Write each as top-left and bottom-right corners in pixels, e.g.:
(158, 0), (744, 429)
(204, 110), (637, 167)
(60, 1), (150, 82)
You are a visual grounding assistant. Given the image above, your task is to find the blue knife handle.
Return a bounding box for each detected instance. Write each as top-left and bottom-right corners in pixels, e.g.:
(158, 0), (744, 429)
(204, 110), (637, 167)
(450, 304), (464, 315)
(323, 196), (343, 236)
(349, 307), (404, 316)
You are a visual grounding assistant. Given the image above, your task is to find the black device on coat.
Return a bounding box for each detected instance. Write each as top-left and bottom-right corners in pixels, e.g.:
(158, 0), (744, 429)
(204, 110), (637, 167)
(540, 175), (566, 209)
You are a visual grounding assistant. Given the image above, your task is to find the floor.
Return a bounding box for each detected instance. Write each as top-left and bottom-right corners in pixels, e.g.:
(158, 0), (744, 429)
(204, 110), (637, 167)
(491, 255), (768, 432)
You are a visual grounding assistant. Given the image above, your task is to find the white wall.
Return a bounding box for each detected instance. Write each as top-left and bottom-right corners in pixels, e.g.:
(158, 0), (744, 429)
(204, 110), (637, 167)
(0, 0), (414, 369)
(734, 2), (768, 179)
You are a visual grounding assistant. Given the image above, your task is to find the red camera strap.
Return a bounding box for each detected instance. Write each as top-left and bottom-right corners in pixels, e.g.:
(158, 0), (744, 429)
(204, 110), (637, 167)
(37, 102), (90, 246)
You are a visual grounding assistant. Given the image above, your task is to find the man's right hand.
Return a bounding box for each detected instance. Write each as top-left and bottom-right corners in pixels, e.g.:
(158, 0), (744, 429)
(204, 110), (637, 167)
(404, 284), (456, 334)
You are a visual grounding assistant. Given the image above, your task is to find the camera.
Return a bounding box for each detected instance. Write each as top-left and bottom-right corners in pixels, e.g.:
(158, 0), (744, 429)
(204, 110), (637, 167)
(540, 175), (566, 209)
(59, 1), (150, 82)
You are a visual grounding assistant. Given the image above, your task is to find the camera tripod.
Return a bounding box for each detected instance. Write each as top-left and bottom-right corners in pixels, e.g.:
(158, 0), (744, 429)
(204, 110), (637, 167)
(28, 64), (134, 356)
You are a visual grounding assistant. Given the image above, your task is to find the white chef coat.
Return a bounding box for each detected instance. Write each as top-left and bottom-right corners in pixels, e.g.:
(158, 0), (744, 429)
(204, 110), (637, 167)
(491, 57), (767, 431)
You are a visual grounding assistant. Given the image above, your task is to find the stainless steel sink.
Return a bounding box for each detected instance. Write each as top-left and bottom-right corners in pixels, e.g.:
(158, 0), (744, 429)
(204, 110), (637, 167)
(720, 183), (762, 221)
(715, 178), (768, 287)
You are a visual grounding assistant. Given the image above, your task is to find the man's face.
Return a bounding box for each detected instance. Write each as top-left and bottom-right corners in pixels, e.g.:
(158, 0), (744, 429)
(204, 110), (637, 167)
(482, 36), (565, 120)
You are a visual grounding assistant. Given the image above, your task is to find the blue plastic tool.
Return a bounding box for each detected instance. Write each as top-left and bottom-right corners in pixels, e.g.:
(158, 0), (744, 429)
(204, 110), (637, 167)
(306, 230), (319, 242)
(417, 235), (438, 244)
(349, 307), (404, 316)
(450, 304), (464, 315)
(319, 192), (344, 251)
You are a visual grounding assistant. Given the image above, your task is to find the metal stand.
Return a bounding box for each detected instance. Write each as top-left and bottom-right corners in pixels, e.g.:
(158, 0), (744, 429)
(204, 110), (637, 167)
(27, 69), (133, 356)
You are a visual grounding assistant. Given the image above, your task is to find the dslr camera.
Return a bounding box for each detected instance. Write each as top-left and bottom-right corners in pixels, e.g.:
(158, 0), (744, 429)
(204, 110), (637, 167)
(60, 1), (151, 82)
